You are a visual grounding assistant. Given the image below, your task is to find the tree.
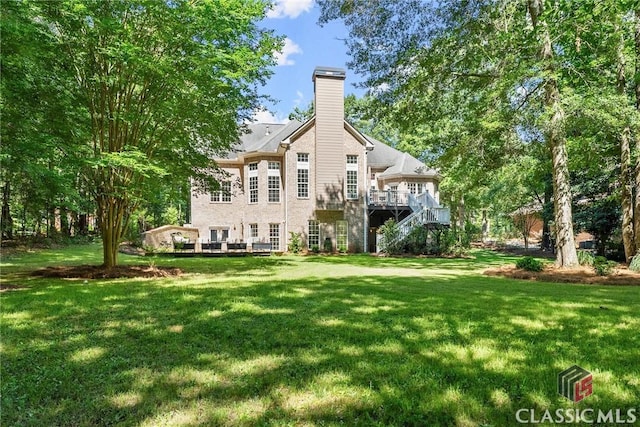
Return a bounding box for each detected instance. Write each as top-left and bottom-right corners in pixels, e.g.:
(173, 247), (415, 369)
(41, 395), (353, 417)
(31, 0), (281, 267)
(317, 0), (640, 267)
(1, 1), (90, 240)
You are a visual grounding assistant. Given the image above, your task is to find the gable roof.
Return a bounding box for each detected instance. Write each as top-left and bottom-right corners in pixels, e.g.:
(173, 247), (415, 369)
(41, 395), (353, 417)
(221, 120), (439, 180)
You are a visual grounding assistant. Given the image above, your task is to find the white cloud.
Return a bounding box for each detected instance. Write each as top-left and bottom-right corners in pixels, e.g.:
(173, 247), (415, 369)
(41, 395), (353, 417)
(251, 108), (290, 124)
(274, 38), (302, 66)
(293, 90), (305, 106)
(267, 0), (314, 19)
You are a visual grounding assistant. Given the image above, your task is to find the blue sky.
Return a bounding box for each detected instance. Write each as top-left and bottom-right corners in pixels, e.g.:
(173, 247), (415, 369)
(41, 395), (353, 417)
(253, 0), (366, 123)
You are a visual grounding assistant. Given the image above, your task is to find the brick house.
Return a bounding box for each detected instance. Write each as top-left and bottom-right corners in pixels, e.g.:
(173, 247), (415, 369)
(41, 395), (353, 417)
(189, 66), (449, 253)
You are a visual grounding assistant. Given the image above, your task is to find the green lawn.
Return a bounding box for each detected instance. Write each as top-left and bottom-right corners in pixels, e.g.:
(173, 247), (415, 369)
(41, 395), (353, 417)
(1, 244), (639, 426)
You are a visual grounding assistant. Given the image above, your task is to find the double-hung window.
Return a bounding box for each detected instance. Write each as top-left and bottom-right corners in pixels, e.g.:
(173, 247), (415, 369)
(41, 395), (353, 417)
(346, 155), (358, 200)
(249, 223), (258, 241)
(268, 161), (281, 203)
(308, 220), (320, 249)
(269, 223), (280, 251)
(336, 220), (348, 252)
(210, 181), (231, 202)
(248, 163), (258, 204)
(297, 153), (309, 199)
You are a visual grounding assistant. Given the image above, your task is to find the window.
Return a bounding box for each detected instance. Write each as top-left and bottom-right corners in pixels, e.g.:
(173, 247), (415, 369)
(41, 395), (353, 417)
(297, 153), (309, 198)
(308, 220), (320, 249)
(268, 161), (280, 203)
(210, 228), (229, 242)
(408, 182), (417, 195)
(249, 223), (258, 240)
(210, 181), (231, 202)
(269, 223), (280, 251)
(417, 183), (425, 194)
(336, 220), (348, 252)
(248, 163), (258, 204)
(346, 155), (358, 200)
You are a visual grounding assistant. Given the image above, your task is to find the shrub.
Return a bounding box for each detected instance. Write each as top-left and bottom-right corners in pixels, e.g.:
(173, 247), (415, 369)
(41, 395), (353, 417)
(629, 255), (640, 272)
(516, 256), (544, 272)
(323, 237), (333, 253)
(577, 250), (595, 266)
(287, 232), (303, 254)
(593, 256), (616, 276)
(378, 219), (402, 255)
(310, 244), (320, 254)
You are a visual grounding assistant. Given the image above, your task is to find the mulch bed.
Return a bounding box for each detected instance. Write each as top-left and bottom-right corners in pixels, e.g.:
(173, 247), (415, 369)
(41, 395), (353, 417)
(31, 265), (182, 279)
(484, 265), (640, 286)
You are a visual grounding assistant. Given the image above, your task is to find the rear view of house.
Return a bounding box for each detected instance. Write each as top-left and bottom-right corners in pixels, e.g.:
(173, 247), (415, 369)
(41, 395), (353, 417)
(189, 66), (449, 252)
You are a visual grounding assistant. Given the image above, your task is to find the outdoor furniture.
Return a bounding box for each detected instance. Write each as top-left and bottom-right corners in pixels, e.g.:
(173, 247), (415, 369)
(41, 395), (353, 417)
(227, 242), (247, 251)
(252, 242), (272, 252)
(201, 242), (222, 252)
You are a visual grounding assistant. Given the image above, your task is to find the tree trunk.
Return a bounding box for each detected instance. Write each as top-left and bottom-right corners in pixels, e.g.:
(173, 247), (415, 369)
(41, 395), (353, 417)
(98, 196), (121, 268)
(618, 29), (637, 263)
(634, 8), (640, 253)
(538, 11), (578, 267)
(541, 179), (553, 251)
(1, 182), (13, 240)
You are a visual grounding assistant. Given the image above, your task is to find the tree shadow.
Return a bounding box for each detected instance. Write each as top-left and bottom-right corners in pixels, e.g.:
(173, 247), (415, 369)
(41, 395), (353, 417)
(2, 260), (639, 426)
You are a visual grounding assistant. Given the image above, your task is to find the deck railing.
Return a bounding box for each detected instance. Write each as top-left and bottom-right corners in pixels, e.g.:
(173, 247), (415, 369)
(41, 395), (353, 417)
(368, 189), (411, 207)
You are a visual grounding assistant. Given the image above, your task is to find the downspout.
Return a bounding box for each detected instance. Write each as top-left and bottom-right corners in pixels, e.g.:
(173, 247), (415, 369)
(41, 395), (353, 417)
(284, 147), (288, 252)
(363, 150), (368, 253)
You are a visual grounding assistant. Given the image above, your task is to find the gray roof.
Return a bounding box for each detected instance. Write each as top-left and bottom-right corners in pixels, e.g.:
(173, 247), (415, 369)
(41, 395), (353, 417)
(366, 136), (438, 178)
(223, 121), (302, 159)
(225, 120), (438, 179)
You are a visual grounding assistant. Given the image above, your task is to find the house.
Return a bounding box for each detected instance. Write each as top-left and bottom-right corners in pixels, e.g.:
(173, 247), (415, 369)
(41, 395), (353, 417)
(189, 66), (449, 253)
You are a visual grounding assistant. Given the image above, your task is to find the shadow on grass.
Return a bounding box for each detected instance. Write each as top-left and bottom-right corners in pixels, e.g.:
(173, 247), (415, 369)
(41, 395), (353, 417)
(2, 264), (639, 426)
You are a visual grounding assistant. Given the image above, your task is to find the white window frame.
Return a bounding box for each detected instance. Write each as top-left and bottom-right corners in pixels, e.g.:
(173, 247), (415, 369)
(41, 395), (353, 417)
(249, 223), (258, 242)
(248, 162), (258, 204)
(346, 155), (358, 200)
(269, 223), (280, 251)
(336, 220), (348, 252)
(297, 153), (309, 199)
(268, 161), (281, 203)
(308, 220), (320, 249)
(210, 181), (231, 203)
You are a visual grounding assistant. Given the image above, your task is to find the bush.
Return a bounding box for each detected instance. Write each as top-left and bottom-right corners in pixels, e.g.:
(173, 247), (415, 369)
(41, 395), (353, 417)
(310, 244), (320, 254)
(378, 219), (402, 255)
(577, 250), (595, 266)
(516, 256), (544, 272)
(629, 255), (640, 272)
(287, 232), (303, 254)
(593, 256), (616, 276)
(323, 237), (333, 253)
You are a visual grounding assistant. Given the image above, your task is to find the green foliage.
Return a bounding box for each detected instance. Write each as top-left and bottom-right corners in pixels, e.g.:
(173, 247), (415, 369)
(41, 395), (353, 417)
(310, 244), (320, 254)
(4, 0), (282, 266)
(323, 237), (333, 253)
(593, 256), (616, 276)
(629, 255), (640, 272)
(577, 250), (595, 267)
(287, 232), (303, 254)
(378, 219), (402, 255)
(516, 256), (544, 272)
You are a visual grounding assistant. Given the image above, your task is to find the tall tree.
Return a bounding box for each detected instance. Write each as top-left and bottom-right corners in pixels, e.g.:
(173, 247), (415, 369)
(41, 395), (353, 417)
(527, 0), (578, 266)
(317, 0), (640, 267)
(34, 0), (281, 267)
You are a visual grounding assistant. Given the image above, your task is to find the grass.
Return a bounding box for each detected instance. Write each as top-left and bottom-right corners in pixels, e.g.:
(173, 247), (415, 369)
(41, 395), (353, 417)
(1, 243), (639, 426)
